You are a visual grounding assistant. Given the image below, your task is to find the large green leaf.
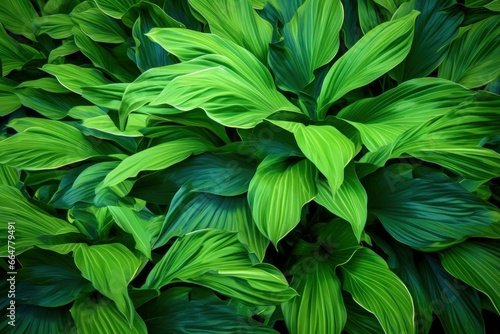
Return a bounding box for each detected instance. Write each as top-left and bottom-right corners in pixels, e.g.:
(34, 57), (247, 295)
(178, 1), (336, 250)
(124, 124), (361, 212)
(155, 186), (268, 260)
(43, 64), (112, 95)
(0, 0), (38, 40)
(138, 287), (277, 333)
(189, 0), (273, 63)
(340, 247), (415, 334)
(439, 15), (500, 88)
(337, 77), (480, 151)
(367, 165), (500, 251)
(71, 8), (128, 43)
(73, 243), (142, 322)
(108, 206), (153, 259)
(283, 264), (346, 334)
(362, 98), (500, 180)
(99, 136), (214, 188)
(269, 0), (343, 93)
(33, 14), (74, 39)
(0, 185), (79, 255)
(15, 88), (89, 119)
(248, 155), (316, 246)
(71, 295), (147, 334)
(392, 0), (463, 81)
(144, 229), (296, 305)
(271, 121), (358, 194)
(314, 165), (367, 241)
(420, 255), (485, 334)
(0, 118), (119, 170)
(317, 10), (419, 118)
(441, 240), (500, 313)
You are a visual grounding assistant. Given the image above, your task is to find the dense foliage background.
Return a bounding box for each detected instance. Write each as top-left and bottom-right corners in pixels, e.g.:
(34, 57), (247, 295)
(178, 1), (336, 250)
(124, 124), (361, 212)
(0, 0), (499, 333)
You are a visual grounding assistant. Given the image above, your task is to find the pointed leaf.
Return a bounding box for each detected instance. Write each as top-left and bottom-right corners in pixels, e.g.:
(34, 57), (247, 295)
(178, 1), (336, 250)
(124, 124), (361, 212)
(248, 156), (317, 245)
(341, 247), (415, 334)
(317, 10), (419, 118)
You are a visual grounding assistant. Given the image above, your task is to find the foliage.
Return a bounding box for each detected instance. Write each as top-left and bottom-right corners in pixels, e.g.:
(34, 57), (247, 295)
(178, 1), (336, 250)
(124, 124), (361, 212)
(0, 0), (499, 333)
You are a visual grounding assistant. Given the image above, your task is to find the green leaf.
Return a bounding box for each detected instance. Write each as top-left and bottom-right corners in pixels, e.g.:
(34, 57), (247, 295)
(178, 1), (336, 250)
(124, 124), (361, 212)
(48, 39), (80, 63)
(0, 304), (74, 334)
(71, 295), (147, 334)
(15, 88), (90, 119)
(81, 114), (147, 137)
(366, 165), (500, 251)
(439, 15), (500, 88)
(337, 77), (480, 151)
(108, 206), (153, 259)
(143, 229), (296, 305)
(32, 14), (74, 39)
(100, 136), (214, 188)
(138, 287), (277, 333)
(270, 121), (357, 194)
(0, 164), (18, 186)
(269, 0), (343, 93)
(344, 295), (384, 334)
(0, 0), (38, 40)
(0, 185), (79, 255)
(420, 255), (485, 334)
(441, 240), (500, 313)
(74, 243), (142, 322)
(0, 92), (20, 116)
(248, 155), (317, 246)
(72, 8), (128, 43)
(315, 165), (367, 241)
(16, 77), (70, 93)
(283, 264), (346, 334)
(0, 118), (120, 170)
(0, 24), (44, 76)
(392, 0), (463, 81)
(42, 64), (110, 94)
(72, 27), (138, 82)
(340, 247), (415, 334)
(94, 0), (141, 18)
(317, 10), (419, 118)
(131, 3), (181, 72)
(189, 0), (273, 63)
(16, 249), (91, 307)
(155, 186), (268, 261)
(82, 82), (128, 110)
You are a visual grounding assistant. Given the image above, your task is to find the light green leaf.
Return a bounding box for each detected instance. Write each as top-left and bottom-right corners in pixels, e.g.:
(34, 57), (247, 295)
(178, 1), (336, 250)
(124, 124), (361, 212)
(72, 8), (128, 43)
(94, 0), (141, 18)
(362, 99), (500, 180)
(74, 243), (142, 322)
(0, 164), (18, 186)
(100, 136), (214, 188)
(108, 206), (152, 259)
(341, 247), (415, 334)
(420, 255), (485, 334)
(0, 0), (38, 40)
(283, 264), (346, 334)
(155, 186), (268, 261)
(33, 14), (73, 39)
(82, 83), (128, 110)
(317, 10), (419, 118)
(0, 185), (79, 255)
(337, 77), (480, 151)
(441, 240), (500, 313)
(392, 0), (463, 81)
(248, 155), (316, 246)
(81, 114), (148, 137)
(0, 118), (120, 170)
(189, 0), (273, 63)
(71, 295), (147, 334)
(42, 64), (111, 94)
(366, 165), (500, 251)
(269, 0), (343, 93)
(48, 39), (79, 63)
(439, 15), (500, 88)
(0, 92), (20, 116)
(16, 77), (70, 93)
(270, 121), (357, 194)
(315, 165), (367, 241)
(143, 229), (296, 305)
